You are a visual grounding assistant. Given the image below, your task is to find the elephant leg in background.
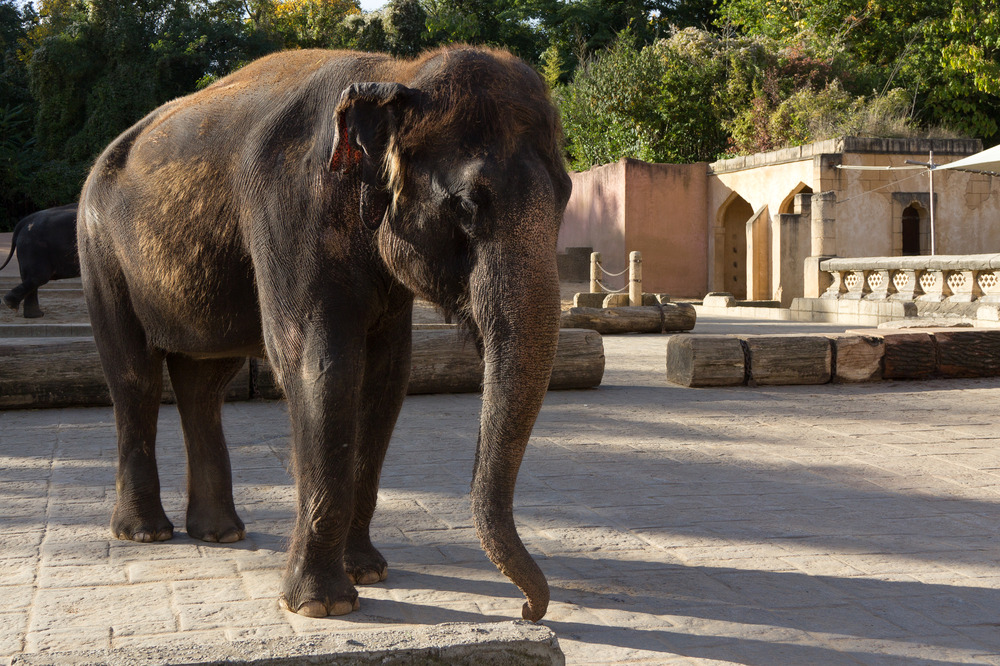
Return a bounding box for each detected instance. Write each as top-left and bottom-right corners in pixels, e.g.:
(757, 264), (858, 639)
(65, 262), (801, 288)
(345, 303), (413, 586)
(86, 269), (171, 542)
(278, 322), (366, 617)
(3, 279), (42, 318)
(165, 353), (247, 544)
(21, 289), (42, 318)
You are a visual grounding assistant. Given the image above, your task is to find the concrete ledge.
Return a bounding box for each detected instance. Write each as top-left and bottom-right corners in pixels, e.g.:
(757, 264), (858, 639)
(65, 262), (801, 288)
(10, 621), (564, 665)
(665, 328), (1000, 387)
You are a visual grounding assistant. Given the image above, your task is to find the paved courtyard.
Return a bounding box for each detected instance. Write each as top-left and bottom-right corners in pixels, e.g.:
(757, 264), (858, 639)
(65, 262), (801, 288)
(3, 334), (1000, 664)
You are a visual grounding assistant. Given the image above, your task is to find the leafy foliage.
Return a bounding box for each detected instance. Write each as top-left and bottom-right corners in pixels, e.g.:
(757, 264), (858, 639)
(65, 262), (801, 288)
(2, 0), (999, 226)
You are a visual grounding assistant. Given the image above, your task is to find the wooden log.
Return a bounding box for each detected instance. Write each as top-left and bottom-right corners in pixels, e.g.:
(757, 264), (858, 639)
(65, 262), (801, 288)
(560, 304), (696, 334)
(0, 338), (250, 409)
(848, 330), (937, 380)
(0, 329), (604, 409)
(0, 338), (110, 409)
(665, 335), (746, 387)
(549, 329), (605, 390)
(250, 328), (606, 399)
(827, 334), (884, 383)
(932, 329), (1000, 378)
(407, 328), (604, 394)
(743, 335), (832, 385)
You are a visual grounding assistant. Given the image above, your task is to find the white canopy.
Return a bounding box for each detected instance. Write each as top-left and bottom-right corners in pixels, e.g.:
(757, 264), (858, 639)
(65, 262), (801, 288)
(936, 143), (1000, 174)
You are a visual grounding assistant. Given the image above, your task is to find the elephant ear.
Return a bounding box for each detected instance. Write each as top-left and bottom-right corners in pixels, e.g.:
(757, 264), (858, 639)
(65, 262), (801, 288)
(330, 82), (417, 230)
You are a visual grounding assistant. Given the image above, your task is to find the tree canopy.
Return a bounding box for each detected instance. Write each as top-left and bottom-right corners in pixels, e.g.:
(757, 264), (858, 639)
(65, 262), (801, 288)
(0, 0), (997, 228)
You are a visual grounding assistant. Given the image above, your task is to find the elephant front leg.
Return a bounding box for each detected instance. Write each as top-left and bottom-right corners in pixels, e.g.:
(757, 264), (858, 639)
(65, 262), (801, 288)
(278, 343), (365, 617)
(345, 306), (412, 586)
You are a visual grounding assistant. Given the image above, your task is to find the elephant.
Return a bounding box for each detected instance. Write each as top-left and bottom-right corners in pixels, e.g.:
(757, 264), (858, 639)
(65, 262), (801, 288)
(1, 203), (80, 318)
(78, 46), (571, 622)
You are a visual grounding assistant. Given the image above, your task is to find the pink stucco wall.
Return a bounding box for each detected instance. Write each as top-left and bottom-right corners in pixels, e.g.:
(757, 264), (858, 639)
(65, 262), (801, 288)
(559, 161), (627, 287)
(623, 160), (708, 297)
(559, 158), (709, 296)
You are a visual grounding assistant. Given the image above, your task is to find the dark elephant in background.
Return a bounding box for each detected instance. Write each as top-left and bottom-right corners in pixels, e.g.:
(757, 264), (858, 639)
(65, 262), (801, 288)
(1, 204), (79, 318)
(78, 46), (571, 621)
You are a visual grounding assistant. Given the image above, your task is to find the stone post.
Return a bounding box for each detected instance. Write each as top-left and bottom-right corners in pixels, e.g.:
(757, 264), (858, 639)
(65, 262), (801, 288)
(629, 251), (642, 306)
(811, 191), (837, 256)
(804, 192), (838, 298)
(589, 252), (602, 293)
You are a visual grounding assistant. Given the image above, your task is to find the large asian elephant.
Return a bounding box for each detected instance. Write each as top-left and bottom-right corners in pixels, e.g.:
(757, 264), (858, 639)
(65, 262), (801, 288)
(77, 46), (571, 622)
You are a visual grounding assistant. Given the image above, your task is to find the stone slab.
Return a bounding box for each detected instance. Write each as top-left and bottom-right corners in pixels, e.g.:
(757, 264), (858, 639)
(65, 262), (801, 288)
(602, 293), (630, 308)
(702, 293), (736, 308)
(10, 622), (564, 665)
(572, 292), (605, 308)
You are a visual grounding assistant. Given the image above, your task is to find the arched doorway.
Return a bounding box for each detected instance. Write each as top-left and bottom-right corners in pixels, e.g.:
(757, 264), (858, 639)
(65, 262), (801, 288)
(779, 184), (813, 215)
(902, 205), (921, 255)
(722, 195), (752, 299)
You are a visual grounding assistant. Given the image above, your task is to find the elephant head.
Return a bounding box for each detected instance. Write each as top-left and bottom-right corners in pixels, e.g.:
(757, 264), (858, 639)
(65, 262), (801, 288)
(330, 48), (572, 621)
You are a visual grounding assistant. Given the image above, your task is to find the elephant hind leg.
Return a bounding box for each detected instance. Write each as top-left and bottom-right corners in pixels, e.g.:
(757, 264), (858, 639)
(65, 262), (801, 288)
(83, 254), (171, 542)
(166, 353), (246, 543)
(21, 289), (42, 318)
(2, 281), (32, 313)
(1, 288), (17, 311)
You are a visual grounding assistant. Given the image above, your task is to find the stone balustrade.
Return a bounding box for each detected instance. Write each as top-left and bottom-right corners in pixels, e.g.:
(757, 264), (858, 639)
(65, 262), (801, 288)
(820, 254), (1000, 303)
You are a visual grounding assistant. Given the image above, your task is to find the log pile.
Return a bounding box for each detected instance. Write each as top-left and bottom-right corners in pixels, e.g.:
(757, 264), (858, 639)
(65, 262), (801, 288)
(665, 328), (1000, 387)
(0, 328), (605, 410)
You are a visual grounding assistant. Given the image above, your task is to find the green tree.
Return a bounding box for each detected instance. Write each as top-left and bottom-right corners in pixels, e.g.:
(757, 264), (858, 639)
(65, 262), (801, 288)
(715, 0), (1000, 141)
(9, 0), (278, 229)
(384, 0), (427, 56)
(558, 28), (732, 169)
(256, 0), (360, 49)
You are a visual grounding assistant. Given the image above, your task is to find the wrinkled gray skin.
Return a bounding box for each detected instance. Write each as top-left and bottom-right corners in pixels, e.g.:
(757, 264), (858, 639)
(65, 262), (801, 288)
(78, 47), (571, 621)
(1, 204), (80, 318)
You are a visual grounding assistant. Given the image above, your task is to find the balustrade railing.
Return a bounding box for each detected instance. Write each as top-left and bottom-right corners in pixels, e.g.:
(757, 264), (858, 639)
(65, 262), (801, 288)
(819, 255), (1000, 303)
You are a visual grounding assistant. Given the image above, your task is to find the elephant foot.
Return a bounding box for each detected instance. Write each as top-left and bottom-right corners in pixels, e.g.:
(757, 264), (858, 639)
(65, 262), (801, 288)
(345, 541), (388, 585)
(279, 570), (360, 617)
(186, 505), (246, 543)
(23, 307), (43, 319)
(2, 293), (17, 311)
(111, 502), (174, 542)
(279, 596), (360, 617)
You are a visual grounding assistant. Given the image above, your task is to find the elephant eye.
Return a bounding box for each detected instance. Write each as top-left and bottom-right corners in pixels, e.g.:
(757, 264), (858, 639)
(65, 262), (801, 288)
(448, 193), (477, 222)
(448, 193), (483, 239)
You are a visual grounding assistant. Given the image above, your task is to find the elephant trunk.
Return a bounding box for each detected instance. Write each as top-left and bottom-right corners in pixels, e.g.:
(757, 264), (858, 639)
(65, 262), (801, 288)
(468, 233), (560, 622)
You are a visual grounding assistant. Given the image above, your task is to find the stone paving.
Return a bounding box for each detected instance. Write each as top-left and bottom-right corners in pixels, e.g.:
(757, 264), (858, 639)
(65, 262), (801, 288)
(3, 334), (1000, 664)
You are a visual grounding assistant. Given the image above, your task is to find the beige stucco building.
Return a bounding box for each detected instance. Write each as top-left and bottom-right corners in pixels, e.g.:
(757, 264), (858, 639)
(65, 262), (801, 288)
(560, 137), (999, 305)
